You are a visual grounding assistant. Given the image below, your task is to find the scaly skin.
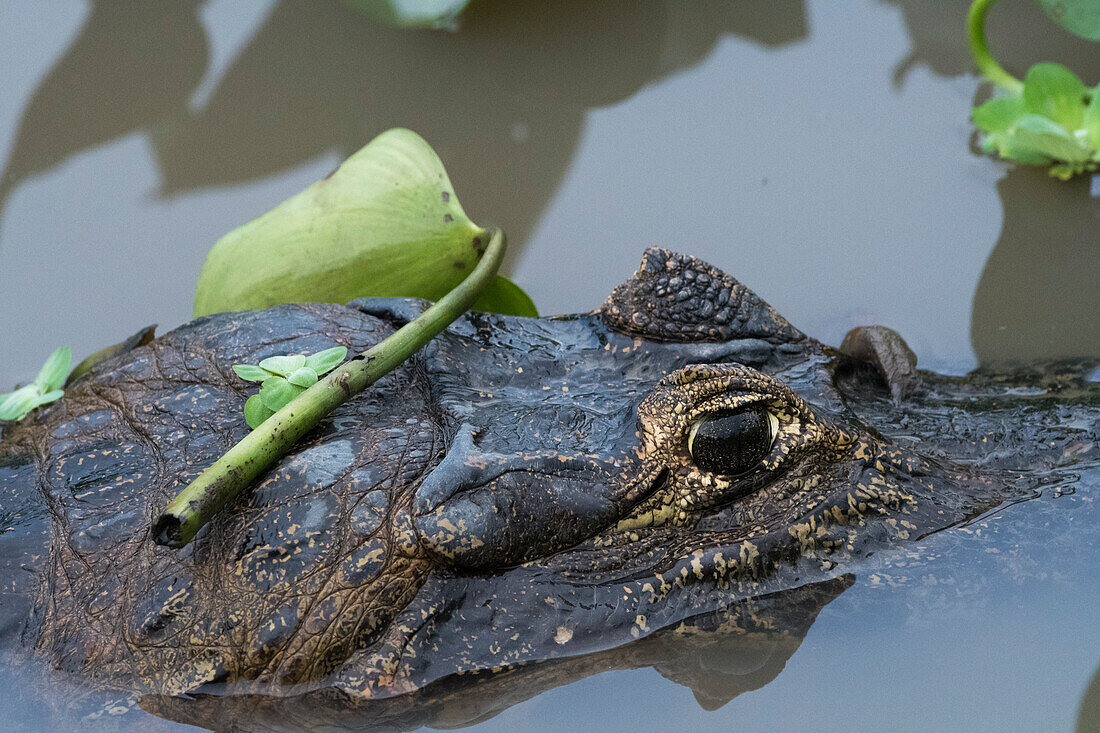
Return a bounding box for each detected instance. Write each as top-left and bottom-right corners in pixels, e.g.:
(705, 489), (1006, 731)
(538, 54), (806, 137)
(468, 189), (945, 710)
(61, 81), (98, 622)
(0, 249), (1094, 729)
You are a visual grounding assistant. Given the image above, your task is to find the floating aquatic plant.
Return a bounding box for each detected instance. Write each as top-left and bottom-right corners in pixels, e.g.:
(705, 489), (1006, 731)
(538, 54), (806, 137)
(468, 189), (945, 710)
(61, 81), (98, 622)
(233, 346), (348, 428)
(968, 0), (1099, 179)
(0, 346), (71, 421)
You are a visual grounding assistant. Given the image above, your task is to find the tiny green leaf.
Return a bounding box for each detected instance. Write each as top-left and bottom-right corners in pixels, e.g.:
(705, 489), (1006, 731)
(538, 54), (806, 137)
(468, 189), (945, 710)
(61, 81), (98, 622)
(1083, 86), (1100, 149)
(303, 346), (348, 376)
(258, 354), (307, 376)
(1022, 63), (1087, 131)
(244, 394), (275, 429)
(972, 95), (1025, 135)
(35, 389), (65, 407)
(0, 387), (40, 422)
(1, 347), (72, 421)
(1011, 114), (1093, 164)
(237, 347), (348, 426)
(286, 366), (319, 388)
(233, 364), (275, 382)
(997, 137), (1057, 166)
(258, 377), (304, 412)
(34, 345), (72, 392)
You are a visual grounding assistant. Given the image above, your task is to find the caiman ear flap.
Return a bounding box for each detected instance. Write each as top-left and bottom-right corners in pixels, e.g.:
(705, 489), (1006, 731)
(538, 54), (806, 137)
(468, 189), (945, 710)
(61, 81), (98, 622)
(600, 248), (803, 342)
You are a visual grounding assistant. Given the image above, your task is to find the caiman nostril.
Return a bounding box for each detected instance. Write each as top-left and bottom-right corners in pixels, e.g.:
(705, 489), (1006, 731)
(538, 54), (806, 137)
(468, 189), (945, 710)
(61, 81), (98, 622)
(413, 423), (623, 518)
(411, 423), (640, 568)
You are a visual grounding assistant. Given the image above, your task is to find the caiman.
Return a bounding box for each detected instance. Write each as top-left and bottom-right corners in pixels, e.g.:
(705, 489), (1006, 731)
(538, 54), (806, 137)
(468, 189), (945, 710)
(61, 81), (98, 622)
(0, 249), (1094, 731)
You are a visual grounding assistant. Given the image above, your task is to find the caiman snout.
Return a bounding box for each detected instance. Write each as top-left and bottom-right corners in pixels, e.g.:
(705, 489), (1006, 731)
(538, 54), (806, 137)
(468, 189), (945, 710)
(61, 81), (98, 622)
(413, 423), (641, 568)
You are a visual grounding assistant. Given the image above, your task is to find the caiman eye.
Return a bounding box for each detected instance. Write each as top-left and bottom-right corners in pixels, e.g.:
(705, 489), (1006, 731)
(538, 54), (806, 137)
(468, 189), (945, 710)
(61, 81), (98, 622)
(688, 407), (779, 476)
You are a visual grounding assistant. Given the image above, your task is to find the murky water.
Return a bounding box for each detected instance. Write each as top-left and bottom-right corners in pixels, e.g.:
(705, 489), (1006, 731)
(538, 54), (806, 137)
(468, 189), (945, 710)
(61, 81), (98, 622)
(0, 1), (1097, 731)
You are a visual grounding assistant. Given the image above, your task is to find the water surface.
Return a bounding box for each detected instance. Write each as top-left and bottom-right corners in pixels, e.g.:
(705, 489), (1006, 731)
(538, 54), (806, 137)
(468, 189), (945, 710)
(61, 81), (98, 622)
(0, 1), (1097, 730)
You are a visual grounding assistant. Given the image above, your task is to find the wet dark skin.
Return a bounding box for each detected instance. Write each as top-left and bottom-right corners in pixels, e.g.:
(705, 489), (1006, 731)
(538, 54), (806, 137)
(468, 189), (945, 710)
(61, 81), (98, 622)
(0, 249), (1095, 730)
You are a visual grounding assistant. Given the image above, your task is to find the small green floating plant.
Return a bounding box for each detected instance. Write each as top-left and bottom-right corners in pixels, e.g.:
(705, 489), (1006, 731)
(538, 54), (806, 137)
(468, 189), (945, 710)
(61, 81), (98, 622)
(0, 346), (70, 422)
(234, 347), (349, 428)
(968, 0), (1100, 179)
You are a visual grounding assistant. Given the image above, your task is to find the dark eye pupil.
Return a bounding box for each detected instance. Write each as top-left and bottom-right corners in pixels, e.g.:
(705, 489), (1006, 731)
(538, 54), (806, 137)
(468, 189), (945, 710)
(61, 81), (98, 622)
(690, 408), (774, 476)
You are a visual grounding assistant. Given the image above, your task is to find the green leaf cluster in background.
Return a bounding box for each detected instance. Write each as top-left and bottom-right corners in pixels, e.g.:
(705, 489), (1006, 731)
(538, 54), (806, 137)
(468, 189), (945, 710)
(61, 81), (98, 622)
(194, 128), (537, 320)
(973, 63), (1099, 179)
(234, 346), (348, 428)
(0, 346), (71, 421)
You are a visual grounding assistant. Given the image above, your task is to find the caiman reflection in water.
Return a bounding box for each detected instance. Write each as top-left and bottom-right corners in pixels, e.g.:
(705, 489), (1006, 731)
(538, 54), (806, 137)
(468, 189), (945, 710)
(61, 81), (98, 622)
(145, 578), (853, 731)
(0, 249), (1094, 731)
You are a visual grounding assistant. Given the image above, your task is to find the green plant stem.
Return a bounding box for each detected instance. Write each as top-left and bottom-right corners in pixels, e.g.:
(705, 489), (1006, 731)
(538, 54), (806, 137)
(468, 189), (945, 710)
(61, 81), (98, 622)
(152, 227), (506, 548)
(967, 0), (1024, 94)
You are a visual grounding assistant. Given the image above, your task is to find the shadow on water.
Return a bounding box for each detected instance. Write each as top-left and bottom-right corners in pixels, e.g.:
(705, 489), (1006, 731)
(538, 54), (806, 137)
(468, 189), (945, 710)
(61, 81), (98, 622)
(141, 577), (853, 732)
(971, 168), (1099, 366)
(0, 0), (808, 266)
(0, 0), (208, 222)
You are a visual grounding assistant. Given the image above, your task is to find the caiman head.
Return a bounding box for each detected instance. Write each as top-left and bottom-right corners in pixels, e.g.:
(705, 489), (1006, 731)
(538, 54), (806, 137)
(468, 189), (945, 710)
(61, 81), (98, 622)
(407, 247), (985, 575)
(0, 249), (1091, 727)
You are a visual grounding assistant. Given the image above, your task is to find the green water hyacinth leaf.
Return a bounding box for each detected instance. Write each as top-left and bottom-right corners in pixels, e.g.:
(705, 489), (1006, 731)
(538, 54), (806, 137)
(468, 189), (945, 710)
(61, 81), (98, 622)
(0, 345), (72, 421)
(472, 276), (539, 319)
(304, 346), (348, 375)
(1036, 0), (1100, 40)
(194, 128), (537, 319)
